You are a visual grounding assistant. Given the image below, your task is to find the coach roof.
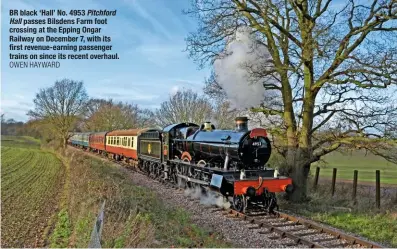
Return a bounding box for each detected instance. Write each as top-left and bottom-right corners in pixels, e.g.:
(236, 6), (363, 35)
(107, 128), (149, 136)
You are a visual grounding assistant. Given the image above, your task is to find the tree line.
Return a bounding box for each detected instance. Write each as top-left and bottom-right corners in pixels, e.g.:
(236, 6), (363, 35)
(5, 79), (239, 148)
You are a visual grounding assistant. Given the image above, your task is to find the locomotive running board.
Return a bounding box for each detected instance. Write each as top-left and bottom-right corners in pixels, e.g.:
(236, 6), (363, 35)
(177, 174), (209, 186)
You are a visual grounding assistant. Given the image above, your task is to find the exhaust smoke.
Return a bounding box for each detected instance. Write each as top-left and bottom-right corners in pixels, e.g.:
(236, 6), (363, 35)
(183, 186), (231, 209)
(214, 26), (276, 110)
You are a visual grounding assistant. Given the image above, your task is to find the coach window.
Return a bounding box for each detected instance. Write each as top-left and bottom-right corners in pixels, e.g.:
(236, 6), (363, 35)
(128, 137), (131, 148)
(124, 137), (127, 146)
(131, 137), (134, 148)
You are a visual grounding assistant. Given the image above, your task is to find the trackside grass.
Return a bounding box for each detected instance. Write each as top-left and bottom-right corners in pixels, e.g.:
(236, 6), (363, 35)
(280, 178), (397, 247)
(311, 212), (397, 247)
(283, 204), (397, 247)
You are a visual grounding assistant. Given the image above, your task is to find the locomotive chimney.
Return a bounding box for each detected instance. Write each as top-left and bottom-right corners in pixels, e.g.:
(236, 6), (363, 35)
(203, 121), (213, 131)
(235, 117), (248, 132)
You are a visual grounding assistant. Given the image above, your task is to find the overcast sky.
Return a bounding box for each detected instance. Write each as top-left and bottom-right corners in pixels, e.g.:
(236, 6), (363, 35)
(1, 0), (210, 121)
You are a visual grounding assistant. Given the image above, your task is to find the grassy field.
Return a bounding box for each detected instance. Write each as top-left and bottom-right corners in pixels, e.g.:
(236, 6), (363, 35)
(312, 150), (397, 184)
(1, 136), (65, 247)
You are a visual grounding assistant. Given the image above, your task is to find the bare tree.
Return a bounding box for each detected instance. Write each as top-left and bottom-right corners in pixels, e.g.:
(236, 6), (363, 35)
(155, 89), (213, 126)
(28, 79), (88, 148)
(185, 0), (397, 201)
(83, 99), (141, 131)
(138, 108), (158, 128)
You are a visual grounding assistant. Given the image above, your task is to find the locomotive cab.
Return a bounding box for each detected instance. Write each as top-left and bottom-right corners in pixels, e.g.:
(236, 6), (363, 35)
(162, 122), (200, 160)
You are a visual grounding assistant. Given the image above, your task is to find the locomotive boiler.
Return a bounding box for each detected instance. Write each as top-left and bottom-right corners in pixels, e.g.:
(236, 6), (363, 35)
(174, 117), (272, 170)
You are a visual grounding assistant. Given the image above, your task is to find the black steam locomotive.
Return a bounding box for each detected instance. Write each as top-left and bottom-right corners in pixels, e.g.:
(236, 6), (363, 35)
(172, 117), (272, 170)
(141, 117), (292, 212)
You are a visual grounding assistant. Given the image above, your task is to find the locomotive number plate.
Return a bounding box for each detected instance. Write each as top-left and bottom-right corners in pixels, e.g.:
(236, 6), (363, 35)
(252, 142), (262, 146)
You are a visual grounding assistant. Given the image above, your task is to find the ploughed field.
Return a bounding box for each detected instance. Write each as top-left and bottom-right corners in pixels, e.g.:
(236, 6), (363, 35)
(1, 136), (65, 247)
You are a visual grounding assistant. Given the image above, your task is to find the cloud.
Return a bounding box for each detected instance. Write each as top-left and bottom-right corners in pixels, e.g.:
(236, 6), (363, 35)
(170, 85), (179, 96)
(0, 98), (32, 121)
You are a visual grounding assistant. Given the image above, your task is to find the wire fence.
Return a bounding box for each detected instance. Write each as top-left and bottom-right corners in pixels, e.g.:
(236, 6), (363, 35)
(88, 201), (106, 248)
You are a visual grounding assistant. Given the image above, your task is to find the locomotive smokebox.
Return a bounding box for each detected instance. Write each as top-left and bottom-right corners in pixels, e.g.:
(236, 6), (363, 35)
(235, 117), (249, 132)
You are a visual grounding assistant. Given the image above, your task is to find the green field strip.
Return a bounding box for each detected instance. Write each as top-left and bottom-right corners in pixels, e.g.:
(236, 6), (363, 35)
(1, 149), (43, 192)
(1, 150), (59, 203)
(1, 149), (36, 176)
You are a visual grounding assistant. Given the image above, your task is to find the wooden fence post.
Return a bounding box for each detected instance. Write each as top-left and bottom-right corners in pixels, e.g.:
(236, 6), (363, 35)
(376, 170), (380, 209)
(352, 170), (358, 204)
(331, 168), (337, 196)
(313, 167), (320, 190)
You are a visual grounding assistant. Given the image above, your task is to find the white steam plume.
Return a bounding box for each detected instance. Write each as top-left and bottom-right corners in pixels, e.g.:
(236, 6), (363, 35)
(200, 191), (231, 209)
(184, 186), (231, 209)
(214, 26), (276, 109)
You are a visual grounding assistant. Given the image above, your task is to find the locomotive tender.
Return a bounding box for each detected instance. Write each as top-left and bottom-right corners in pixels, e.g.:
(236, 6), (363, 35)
(69, 117), (293, 213)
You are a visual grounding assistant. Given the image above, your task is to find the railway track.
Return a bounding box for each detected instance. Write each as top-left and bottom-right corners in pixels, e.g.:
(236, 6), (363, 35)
(73, 146), (384, 248)
(215, 208), (382, 248)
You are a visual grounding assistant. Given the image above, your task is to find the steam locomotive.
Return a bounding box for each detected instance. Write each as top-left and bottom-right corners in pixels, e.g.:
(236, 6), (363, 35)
(69, 117), (293, 213)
